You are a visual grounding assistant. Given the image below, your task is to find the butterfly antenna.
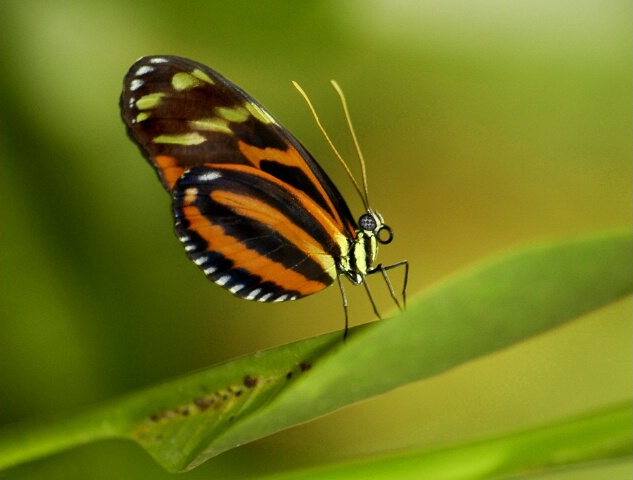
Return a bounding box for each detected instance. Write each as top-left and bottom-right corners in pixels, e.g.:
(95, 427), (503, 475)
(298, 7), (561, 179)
(330, 80), (370, 208)
(292, 81), (368, 210)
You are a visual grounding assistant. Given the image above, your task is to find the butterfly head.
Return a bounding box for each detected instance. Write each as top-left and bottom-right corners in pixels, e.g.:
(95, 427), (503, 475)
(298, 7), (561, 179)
(358, 210), (393, 245)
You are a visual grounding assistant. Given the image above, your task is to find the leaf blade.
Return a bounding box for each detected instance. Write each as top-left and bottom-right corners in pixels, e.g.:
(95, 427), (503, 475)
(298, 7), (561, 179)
(261, 402), (633, 480)
(0, 230), (629, 472)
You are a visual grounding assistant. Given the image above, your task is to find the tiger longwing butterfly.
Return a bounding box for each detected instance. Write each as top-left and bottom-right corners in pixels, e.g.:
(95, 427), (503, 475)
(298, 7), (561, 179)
(120, 55), (407, 337)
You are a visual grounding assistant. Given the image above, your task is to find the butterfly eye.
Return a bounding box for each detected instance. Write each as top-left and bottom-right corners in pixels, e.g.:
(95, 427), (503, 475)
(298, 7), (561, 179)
(358, 212), (377, 232)
(377, 225), (394, 245)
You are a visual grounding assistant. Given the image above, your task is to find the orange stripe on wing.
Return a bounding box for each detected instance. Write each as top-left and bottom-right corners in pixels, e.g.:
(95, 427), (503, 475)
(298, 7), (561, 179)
(212, 190), (336, 275)
(237, 141), (345, 231)
(203, 163), (349, 261)
(181, 204), (333, 296)
(154, 155), (187, 191)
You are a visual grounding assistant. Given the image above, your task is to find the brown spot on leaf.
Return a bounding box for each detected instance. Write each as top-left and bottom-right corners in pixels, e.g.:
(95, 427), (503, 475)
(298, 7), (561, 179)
(243, 375), (258, 387)
(194, 397), (210, 411)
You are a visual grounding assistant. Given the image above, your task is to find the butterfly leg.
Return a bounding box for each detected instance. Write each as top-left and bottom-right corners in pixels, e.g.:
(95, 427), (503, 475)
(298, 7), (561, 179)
(337, 275), (350, 339)
(371, 259), (409, 311)
(338, 276), (384, 339)
(362, 279), (383, 320)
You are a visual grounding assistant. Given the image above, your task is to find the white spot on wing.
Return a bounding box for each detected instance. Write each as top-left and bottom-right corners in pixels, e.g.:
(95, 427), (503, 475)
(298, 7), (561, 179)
(259, 293), (273, 302)
(204, 266), (217, 275)
(215, 275), (231, 286)
(274, 294), (288, 303)
(135, 65), (154, 76)
(130, 79), (144, 91)
(230, 284), (244, 294)
(184, 244), (196, 252)
(194, 256), (208, 266)
(196, 171), (222, 182)
(150, 58), (168, 64)
(245, 288), (261, 300)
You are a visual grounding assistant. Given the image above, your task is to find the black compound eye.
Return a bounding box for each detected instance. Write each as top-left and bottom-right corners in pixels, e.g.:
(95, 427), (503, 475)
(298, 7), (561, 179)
(358, 213), (377, 231)
(377, 225), (394, 244)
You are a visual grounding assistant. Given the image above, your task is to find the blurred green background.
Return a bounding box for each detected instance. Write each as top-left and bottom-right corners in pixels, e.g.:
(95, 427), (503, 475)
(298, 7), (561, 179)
(0, 1), (630, 478)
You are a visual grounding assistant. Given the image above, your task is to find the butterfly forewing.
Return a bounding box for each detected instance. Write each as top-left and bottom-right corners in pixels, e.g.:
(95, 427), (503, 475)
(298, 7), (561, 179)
(120, 55), (356, 236)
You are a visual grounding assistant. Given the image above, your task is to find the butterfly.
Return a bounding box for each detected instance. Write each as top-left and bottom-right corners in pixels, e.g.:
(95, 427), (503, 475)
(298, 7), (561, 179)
(120, 55), (407, 336)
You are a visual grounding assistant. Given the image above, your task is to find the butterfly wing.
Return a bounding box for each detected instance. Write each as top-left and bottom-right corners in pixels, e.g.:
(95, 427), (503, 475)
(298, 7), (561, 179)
(120, 55), (356, 232)
(174, 165), (350, 300)
(120, 55), (357, 300)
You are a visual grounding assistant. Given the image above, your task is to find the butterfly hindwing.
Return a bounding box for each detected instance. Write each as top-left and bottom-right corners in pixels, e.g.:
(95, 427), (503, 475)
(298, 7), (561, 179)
(173, 165), (344, 301)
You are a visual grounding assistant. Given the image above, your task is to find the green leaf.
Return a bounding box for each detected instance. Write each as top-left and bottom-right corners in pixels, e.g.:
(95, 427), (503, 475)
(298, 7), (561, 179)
(260, 402), (632, 480)
(0, 230), (630, 473)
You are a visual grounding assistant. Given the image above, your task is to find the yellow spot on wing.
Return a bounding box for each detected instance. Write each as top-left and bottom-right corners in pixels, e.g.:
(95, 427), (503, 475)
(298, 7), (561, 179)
(191, 69), (214, 85)
(245, 102), (276, 125)
(154, 132), (206, 145)
(136, 93), (165, 110)
(172, 72), (203, 91)
(135, 112), (150, 123)
(215, 106), (249, 123)
(190, 118), (232, 135)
